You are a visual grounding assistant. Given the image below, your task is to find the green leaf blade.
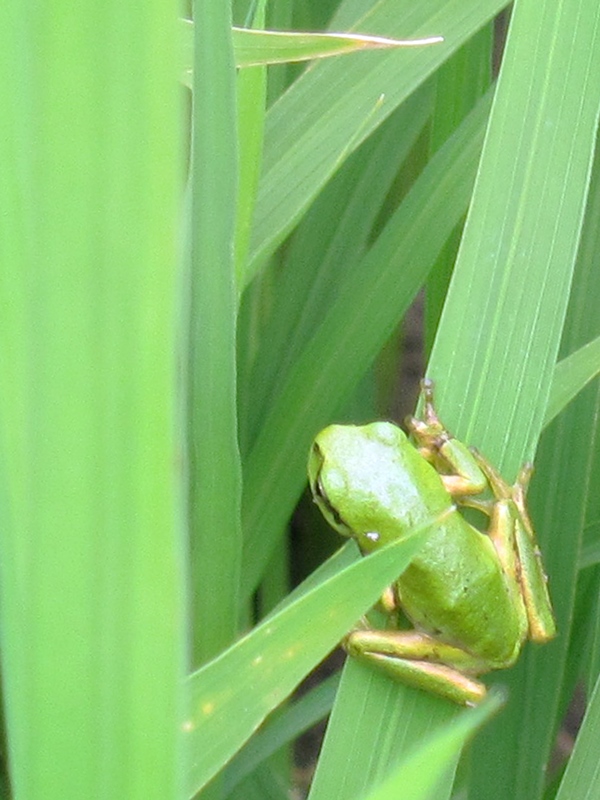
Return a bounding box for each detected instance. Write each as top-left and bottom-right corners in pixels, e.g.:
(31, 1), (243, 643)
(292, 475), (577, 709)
(429, 0), (600, 473)
(184, 525), (432, 796)
(189, 3), (243, 665)
(0, 4), (184, 797)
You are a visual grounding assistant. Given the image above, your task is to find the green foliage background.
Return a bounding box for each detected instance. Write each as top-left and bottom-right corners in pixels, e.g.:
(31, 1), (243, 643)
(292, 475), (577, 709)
(1, 0), (600, 799)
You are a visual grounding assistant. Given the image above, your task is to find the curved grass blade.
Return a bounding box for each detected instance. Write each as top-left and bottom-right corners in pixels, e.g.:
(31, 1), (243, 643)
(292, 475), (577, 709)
(545, 335), (600, 428)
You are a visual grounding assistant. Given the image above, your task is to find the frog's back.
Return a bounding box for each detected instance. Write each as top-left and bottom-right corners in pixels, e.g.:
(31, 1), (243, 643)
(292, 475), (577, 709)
(397, 515), (528, 669)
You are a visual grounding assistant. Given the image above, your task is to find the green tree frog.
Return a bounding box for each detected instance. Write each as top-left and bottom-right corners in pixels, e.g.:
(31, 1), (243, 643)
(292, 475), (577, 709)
(307, 380), (556, 705)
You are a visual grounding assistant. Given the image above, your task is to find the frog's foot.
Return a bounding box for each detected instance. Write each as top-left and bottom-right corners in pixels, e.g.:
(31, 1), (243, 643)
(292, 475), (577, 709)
(407, 382), (488, 499)
(405, 379), (448, 456)
(414, 378), (446, 432)
(345, 629), (487, 706)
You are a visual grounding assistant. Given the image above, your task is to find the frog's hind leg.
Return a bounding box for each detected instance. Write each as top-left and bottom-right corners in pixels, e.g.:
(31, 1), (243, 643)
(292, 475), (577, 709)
(469, 451), (556, 643)
(511, 465), (556, 642)
(345, 628), (487, 706)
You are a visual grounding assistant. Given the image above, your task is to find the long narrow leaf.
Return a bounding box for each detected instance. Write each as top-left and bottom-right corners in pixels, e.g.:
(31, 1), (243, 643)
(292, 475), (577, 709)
(308, 659), (457, 800)
(360, 692), (504, 800)
(180, 17), (443, 82)
(0, 5), (184, 797)
(184, 522), (435, 795)
(232, 27), (443, 66)
(545, 335), (600, 427)
(429, 1), (600, 470)
(234, 4), (268, 281)
(189, 4), (242, 664)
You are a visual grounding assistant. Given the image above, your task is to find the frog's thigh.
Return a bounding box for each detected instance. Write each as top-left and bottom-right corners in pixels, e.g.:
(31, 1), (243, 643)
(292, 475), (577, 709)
(345, 629), (486, 706)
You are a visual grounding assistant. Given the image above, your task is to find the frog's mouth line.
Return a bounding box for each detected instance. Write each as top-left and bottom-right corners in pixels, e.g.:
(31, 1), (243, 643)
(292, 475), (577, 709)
(310, 454), (353, 536)
(315, 473), (347, 530)
(313, 482), (352, 537)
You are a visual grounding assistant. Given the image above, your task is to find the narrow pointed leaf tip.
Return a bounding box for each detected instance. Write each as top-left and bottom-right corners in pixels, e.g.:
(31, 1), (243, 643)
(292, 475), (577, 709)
(232, 28), (444, 68)
(179, 19), (443, 81)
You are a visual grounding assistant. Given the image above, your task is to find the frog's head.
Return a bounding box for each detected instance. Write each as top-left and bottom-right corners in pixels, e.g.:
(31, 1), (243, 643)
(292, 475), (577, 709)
(308, 421), (436, 552)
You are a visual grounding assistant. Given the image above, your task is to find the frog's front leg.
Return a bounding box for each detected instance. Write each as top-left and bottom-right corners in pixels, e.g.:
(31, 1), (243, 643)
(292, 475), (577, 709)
(407, 379), (488, 498)
(345, 628), (487, 706)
